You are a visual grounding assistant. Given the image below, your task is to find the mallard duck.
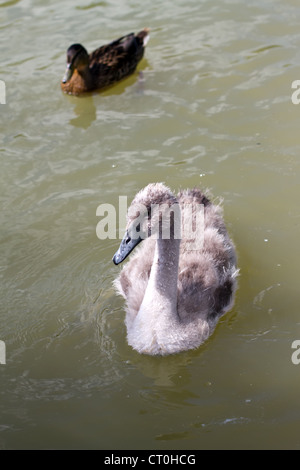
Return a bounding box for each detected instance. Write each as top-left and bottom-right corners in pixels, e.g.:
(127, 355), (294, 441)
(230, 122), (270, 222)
(113, 183), (239, 356)
(61, 28), (150, 95)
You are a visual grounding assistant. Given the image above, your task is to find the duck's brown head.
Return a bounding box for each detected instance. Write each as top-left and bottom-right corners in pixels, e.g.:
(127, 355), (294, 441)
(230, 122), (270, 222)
(62, 44), (89, 84)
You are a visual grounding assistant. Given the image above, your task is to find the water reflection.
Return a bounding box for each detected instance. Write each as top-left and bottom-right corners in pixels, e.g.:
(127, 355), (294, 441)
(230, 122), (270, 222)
(0, 0), (21, 7)
(68, 95), (97, 129)
(125, 348), (196, 387)
(65, 67), (149, 128)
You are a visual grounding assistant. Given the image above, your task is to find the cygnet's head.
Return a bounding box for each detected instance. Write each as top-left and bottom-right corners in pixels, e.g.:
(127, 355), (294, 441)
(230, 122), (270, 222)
(113, 183), (180, 265)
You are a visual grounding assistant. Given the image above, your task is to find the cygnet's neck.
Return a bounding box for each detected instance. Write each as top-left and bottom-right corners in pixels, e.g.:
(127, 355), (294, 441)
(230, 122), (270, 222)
(126, 235), (182, 355)
(139, 236), (181, 322)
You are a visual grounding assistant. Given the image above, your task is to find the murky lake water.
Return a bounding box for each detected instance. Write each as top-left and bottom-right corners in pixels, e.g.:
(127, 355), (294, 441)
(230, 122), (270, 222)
(1, 0), (300, 450)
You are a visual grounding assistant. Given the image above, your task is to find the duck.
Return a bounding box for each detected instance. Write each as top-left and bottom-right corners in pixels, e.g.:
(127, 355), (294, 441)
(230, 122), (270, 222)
(61, 28), (150, 95)
(113, 183), (239, 356)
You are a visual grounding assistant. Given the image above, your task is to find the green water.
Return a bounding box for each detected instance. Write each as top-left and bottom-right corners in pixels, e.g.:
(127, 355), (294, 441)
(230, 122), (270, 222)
(1, 0), (300, 450)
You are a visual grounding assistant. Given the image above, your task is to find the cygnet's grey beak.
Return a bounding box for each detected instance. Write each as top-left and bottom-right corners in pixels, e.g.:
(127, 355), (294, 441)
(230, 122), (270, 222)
(113, 230), (142, 265)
